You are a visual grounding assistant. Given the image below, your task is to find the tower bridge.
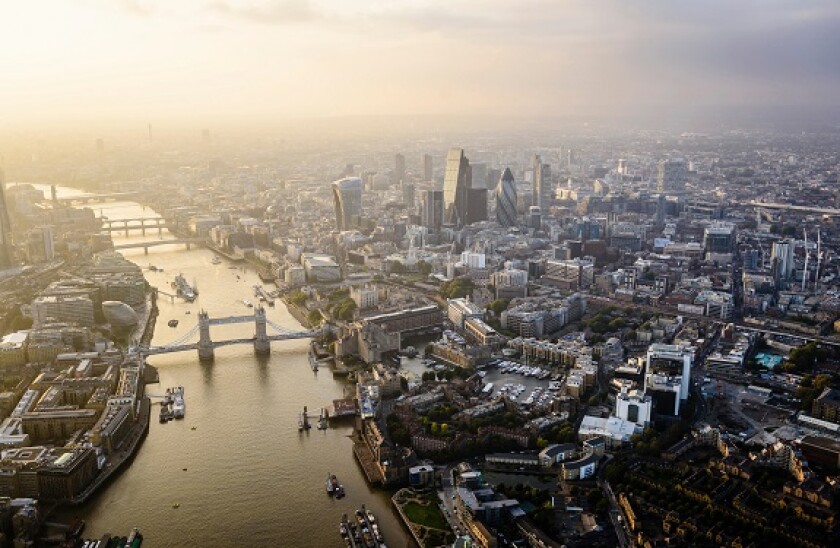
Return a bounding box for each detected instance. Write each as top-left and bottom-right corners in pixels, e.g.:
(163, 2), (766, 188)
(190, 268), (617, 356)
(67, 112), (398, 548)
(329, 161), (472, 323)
(135, 306), (319, 361)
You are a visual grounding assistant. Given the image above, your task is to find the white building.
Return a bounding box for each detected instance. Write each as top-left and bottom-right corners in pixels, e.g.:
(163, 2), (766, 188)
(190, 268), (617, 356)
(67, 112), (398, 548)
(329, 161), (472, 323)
(301, 253), (341, 282)
(615, 389), (652, 427)
(447, 297), (483, 329)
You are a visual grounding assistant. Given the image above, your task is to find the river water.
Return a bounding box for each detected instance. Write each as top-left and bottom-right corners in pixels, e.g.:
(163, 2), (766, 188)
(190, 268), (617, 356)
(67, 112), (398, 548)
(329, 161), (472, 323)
(33, 186), (411, 547)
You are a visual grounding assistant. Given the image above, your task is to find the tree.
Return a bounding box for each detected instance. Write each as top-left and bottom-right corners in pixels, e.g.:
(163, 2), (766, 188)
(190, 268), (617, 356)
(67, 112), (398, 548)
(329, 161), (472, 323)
(307, 310), (323, 325)
(441, 277), (474, 299)
(390, 261), (406, 274)
(417, 260), (432, 275)
(488, 299), (510, 315)
(290, 291), (307, 306)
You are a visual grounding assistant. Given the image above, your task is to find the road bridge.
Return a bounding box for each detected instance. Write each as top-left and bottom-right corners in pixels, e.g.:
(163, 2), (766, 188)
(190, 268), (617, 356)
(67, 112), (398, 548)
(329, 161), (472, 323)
(135, 307), (320, 360)
(56, 191), (142, 205)
(99, 216), (172, 236)
(112, 238), (205, 254)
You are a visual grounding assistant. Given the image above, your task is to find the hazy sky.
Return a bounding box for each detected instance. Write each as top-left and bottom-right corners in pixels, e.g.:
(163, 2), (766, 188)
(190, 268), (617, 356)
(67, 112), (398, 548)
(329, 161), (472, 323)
(2, 0), (839, 131)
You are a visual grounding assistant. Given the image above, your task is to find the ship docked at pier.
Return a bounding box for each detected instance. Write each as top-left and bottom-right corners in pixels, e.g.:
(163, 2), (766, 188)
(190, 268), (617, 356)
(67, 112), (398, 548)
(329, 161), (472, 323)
(340, 506), (385, 548)
(172, 274), (198, 302)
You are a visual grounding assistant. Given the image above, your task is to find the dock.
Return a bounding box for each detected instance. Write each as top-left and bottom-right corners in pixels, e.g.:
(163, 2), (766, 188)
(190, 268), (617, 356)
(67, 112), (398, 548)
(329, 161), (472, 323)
(330, 398), (357, 418)
(352, 438), (383, 485)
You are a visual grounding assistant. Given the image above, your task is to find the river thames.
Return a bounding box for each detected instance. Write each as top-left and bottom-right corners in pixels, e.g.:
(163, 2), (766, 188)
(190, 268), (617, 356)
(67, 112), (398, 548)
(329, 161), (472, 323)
(35, 186), (412, 547)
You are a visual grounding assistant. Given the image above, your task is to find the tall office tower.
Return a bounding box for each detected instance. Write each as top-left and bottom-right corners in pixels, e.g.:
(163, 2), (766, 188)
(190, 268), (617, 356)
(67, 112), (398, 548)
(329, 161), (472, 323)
(656, 159), (687, 193)
(394, 153), (406, 184)
(617, 159), (627, 175)
(771, 240), (795, 280)
(655, 194), (666, 225)
(486, 168), (501, 190)
(464, 188), (488, 225)
(402, 181), (416, 210)
(422, 190), (444, 231)
(533, 155), (552, 211)
(567, 148), (575, 167)
(528, 206), (542, 230)
(331, 177), (363, 231)
(423, 154), (433, 181)
(0, 169), (12, 267)
(443, 147), (472, 228)
(644, 344), (693, 416)
(471, 163), (487, 193)
(496, 168), (517, 227)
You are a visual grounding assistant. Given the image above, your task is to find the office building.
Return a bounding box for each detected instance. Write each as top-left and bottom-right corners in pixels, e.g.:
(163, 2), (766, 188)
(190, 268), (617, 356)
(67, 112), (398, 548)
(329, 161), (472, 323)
(422, 190), (444, 231)
(615, 389), (652, 427)
(496, 168), (517, 227)
(443, 148), (471, 228)
(447, 297), (483, 329)
(464, 188), (488, 225)
(0, 168), (12, 267)
(423, 154), (433, 181)
(544, 258), (594, 290)
(528, 206), (541, 230)
(704, 222), (735, 253)
(656, 159), (687, 193)
(394, 153), (406, 184)
(332, 177), (363, 231)
(31, 295), (96, 328)
(402, 182), (415, 210)
(533, 156), (551, 211)
(644, 344), (693, 415)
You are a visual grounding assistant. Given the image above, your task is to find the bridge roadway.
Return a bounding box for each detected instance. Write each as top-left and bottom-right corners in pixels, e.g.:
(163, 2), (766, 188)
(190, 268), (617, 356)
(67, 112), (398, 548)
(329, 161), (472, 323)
(141, 332), (313, 355)
(56, 191), (142, 204)
(113, 238), (205, 251)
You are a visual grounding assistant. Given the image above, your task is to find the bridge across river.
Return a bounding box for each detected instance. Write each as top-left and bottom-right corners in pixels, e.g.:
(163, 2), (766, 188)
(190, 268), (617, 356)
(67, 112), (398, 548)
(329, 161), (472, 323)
(135, 307), (319, 360)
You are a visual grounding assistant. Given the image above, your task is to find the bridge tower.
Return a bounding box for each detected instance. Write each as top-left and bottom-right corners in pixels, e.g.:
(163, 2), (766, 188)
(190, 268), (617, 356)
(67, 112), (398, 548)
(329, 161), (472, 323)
(198, 310), (214, 362)
(254, 305), (270, 355)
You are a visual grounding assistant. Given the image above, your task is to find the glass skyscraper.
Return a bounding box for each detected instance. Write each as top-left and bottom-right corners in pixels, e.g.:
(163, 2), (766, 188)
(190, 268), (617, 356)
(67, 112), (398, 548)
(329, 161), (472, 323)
(331, 177), (363, 231)
(496, 168), (517, 227)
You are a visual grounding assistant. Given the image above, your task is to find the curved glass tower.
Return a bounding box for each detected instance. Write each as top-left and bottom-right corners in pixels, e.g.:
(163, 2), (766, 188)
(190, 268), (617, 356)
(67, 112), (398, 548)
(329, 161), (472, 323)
(496, 168), (517, 228)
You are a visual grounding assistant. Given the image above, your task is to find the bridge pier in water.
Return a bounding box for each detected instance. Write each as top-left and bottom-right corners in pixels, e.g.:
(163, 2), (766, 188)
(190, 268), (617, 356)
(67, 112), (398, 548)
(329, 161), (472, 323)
(198, 310), (214, 362)
(254, 306), (270, 355)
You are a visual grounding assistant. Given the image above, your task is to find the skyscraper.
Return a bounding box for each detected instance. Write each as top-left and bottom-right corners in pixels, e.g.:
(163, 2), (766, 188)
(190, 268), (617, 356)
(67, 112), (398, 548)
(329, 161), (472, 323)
(423, 154), (433, 182)
(332, 177), (363, 231)
(496, 168), (517, 227)
(533, 155), (552, 211)
(464, 188), (488, 225)
(443, 147), (472, 228)
(657, 159), (687, 193)
(402, 181), (415, 210)
(422, 190), (444, 231)
(394, 153), (406, 184)
(0, 168), (12, 267)
(771, 240), (795, 280)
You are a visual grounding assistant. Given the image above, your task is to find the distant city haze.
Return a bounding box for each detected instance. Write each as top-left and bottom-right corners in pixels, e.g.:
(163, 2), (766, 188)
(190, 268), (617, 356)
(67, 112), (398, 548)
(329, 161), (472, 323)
(2, 0), (840, 133)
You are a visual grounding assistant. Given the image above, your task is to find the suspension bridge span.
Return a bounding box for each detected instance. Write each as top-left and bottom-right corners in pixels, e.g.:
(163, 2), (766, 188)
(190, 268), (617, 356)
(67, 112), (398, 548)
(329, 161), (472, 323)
(134, 306), (320, 361)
